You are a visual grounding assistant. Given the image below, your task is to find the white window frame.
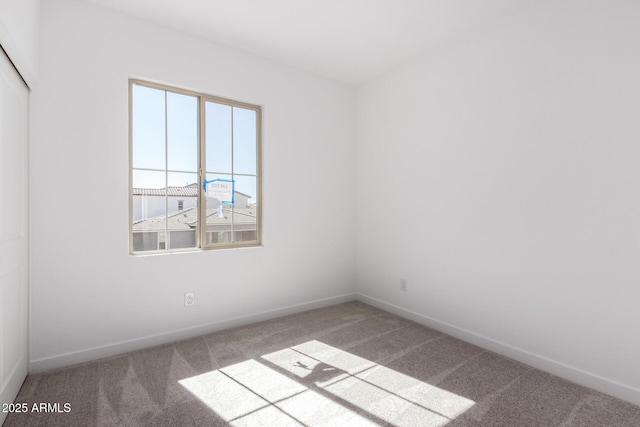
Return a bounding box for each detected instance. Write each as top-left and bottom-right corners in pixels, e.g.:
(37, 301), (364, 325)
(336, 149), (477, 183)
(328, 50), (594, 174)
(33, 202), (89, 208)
(129, 79), (262, 254)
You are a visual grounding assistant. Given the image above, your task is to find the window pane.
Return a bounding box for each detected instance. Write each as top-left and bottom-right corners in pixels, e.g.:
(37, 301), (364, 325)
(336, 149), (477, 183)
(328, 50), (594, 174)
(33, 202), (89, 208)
(167, 172), (198, 250)
(233, 175), (257, 207)
(206, 102), (232, 173)
(132, 170), (166, 221)
(132, 184), (167, 252)
(233, 175), (258, 243)
(204, 173), (233, 244)
(132, 85), (166, 170)
(167, 92), (198, 172)
(132, 169), (166, 252)
(133, 232), (159, 252)
(233, 107), (257, 175)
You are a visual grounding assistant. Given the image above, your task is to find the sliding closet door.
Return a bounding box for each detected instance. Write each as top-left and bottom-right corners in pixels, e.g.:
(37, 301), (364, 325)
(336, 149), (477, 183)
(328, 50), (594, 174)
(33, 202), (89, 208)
(0, 48), (29, 424)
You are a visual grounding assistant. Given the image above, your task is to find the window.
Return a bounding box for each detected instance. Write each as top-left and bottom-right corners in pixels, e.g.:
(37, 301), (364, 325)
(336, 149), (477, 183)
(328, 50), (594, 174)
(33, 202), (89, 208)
(130, 80), (261, 253)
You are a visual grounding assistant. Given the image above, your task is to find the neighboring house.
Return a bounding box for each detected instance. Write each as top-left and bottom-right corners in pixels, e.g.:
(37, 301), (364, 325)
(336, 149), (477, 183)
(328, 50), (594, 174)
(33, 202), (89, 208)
(132, 184), (252, 221)
(132, 185), (256, 251)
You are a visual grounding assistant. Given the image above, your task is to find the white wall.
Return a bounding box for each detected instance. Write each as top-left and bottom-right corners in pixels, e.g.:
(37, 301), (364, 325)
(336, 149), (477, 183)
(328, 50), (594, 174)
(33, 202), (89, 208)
(356, 0), (640, 404)
(30, 0), (356, 370)
(0, 0), (39, 87)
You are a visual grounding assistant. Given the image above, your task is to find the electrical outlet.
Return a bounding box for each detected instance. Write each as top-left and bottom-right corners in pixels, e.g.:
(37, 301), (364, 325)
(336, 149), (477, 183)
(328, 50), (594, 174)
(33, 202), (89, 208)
(400, 279), (407, 292)
(184, 292), (195, 307)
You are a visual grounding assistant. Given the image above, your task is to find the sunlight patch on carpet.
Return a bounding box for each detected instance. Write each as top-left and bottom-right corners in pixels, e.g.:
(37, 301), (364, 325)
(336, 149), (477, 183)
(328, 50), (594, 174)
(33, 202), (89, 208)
(179, 340), (474, 426)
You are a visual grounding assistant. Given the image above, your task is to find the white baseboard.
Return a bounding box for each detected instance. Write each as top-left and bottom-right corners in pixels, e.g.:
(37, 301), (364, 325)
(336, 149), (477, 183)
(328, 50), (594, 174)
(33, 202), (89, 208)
(29, 293), (358, 373)
(357, 293), (640, 407)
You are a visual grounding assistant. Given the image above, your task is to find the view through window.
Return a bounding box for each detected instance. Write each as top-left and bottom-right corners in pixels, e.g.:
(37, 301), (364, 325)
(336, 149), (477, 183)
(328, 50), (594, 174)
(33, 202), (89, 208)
(130, 80), (261, 253)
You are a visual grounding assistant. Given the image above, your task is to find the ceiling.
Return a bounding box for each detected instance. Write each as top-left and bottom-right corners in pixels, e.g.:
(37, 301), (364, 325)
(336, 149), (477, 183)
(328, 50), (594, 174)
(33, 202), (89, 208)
(79, 0), (533, 85)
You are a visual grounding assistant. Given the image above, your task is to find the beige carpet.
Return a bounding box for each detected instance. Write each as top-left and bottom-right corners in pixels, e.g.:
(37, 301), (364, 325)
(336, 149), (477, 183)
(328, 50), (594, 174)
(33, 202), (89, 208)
(4, 301), (640, 426)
